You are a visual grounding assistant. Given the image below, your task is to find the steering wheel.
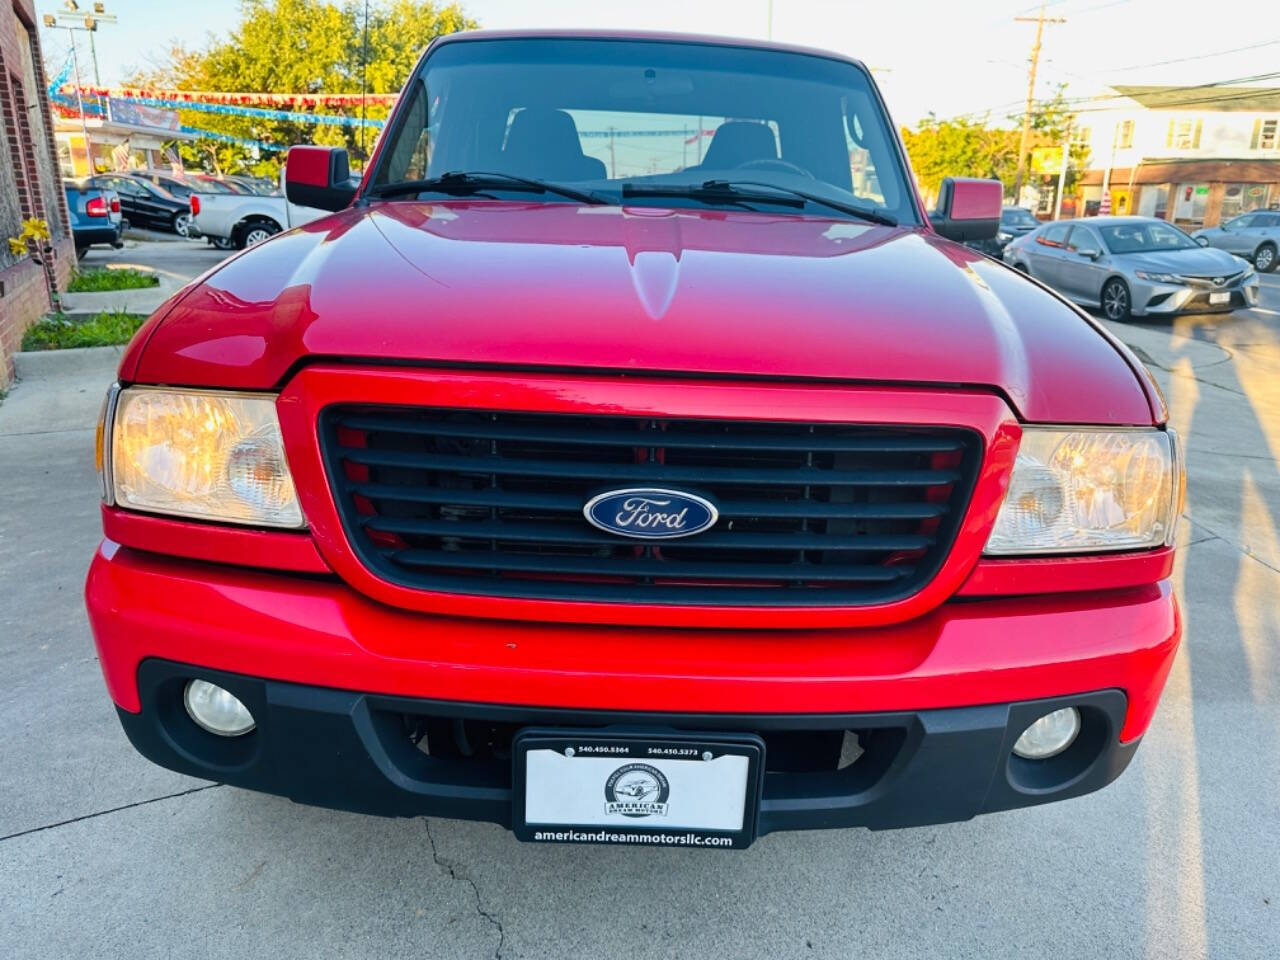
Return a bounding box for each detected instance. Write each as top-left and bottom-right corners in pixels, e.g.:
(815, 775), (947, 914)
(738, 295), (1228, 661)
(735, 158), (815, 179)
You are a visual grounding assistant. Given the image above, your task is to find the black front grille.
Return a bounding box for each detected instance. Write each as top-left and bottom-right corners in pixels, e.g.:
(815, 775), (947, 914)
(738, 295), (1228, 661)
(320, 407), (982, 606)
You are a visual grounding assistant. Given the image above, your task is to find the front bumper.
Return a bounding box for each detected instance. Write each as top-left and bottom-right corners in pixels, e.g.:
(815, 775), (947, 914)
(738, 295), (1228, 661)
(120, 658), (1137, 833)
(1133, 277), (1260, 315)
(87, 541), (1180, 831)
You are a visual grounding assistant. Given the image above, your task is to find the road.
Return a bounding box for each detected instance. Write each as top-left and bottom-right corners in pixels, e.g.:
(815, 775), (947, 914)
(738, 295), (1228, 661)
(0, 244), (1276, 959)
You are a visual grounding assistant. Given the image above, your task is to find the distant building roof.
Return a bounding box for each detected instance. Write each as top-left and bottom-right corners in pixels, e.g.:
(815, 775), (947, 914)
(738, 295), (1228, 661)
(1111, 85), (1280, 113)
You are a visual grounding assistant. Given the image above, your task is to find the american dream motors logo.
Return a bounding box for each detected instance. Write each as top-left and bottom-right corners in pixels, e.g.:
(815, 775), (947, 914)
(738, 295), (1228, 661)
(604, 763), (670, 818)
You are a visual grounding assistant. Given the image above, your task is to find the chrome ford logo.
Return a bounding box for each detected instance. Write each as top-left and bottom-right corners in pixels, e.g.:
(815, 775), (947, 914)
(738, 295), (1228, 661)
(583, 487), (718, 539)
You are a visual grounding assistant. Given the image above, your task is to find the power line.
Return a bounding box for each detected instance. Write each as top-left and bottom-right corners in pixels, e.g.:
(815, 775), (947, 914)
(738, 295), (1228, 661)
(938, 69), (1280, 126)
(1105, 38), (1280, 72)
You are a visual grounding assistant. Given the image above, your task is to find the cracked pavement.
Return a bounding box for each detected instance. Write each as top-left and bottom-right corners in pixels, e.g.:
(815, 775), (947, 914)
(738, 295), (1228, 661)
(0, 255), (1277, 958)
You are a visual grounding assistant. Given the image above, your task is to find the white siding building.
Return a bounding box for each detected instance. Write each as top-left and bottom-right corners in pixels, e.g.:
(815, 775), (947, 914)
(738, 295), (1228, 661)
(1069, 85), (1280, 227)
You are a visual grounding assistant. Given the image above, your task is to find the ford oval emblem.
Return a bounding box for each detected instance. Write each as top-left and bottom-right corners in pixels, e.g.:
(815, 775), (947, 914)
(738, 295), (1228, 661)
(583, 487), (719, 540)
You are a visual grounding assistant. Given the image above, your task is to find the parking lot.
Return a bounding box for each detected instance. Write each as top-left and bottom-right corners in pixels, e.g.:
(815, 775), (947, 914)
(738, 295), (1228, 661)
(1, 244), (1277, 959)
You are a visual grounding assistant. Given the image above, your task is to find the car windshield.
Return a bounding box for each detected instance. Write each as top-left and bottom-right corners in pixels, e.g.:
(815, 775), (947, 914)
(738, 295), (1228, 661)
(193, 178), (236, 194)
(1002, 208), (1038, 228)
(1098, 221), (1197, 254)
(372, 37), (917, 224)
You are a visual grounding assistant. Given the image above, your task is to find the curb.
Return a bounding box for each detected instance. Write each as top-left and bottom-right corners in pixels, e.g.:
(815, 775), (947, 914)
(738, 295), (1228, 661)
(1106, 320), (1232, 373)
(60, 282), (175, 315)
(14, 345), (124, 380)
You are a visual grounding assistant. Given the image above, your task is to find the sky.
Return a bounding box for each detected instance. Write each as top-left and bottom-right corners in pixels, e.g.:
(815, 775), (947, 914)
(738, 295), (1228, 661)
(35, 0), (1280, 127)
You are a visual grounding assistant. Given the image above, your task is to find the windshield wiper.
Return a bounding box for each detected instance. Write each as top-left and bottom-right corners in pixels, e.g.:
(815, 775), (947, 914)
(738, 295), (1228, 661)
(371, 171), (606, 205)
(622, 179), (897, 227)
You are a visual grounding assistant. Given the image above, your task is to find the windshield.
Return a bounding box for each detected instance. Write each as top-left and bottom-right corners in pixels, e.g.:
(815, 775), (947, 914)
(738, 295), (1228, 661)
(372, 37), (917, 224)
(1098, 221), (1197, 254)
(196, 178), (238, 194)
(1001, 208), (1038, 228)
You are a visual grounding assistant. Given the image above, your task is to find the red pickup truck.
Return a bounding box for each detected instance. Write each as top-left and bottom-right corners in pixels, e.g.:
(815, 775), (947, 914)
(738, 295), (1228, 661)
(87, 31), (1182, 849)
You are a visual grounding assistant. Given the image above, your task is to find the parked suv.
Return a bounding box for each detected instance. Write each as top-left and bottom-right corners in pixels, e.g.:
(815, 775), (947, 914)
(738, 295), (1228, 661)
(967, 205), (1039, 257)
(88, 32), (1183, 849)
(1193, 210), (1280, 273)
(63, 178), (125, 258)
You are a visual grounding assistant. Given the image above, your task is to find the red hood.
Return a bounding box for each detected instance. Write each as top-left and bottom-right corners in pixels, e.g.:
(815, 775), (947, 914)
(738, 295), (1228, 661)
(129, 201), (1156, 424)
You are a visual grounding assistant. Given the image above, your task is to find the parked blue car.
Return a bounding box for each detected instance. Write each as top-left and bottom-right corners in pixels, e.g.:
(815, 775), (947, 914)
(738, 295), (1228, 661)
(63, 178), (126, 259)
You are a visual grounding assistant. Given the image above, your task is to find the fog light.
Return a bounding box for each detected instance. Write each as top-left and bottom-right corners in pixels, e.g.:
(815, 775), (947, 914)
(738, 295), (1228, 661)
(183, 679), (255, 736)
(1013, 707), (1080, 759)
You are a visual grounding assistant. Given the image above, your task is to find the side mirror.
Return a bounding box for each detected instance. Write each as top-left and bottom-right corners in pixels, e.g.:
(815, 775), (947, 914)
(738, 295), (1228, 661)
(929, 177), (1003, 242)
(1076, 245), (1101, 260)
(285, 146), (356, 212)
(1194, 235), (1210, 247)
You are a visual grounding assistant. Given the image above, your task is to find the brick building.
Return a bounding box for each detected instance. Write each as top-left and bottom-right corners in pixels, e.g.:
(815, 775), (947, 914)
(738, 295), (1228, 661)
(1, 0), (74, 388)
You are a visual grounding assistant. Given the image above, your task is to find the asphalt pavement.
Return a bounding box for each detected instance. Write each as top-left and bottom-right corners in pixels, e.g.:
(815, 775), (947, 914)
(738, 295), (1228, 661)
(0, 243), (1277, 959)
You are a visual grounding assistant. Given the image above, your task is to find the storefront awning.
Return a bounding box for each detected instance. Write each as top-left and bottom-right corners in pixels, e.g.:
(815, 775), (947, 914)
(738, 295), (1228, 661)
(1080, 159), (1280, 186)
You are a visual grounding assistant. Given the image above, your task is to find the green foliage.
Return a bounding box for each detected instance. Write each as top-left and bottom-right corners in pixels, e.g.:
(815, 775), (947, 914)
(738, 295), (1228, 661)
(902, 116), (1021, 203)
(903, 87), (1090, 204)
(66, 268), (161, 292)
(21, 311), (149, 351)
(134, 0), (478, 178)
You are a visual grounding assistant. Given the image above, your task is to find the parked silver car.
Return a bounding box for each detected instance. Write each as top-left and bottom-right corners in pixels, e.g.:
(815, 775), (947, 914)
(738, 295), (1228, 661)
(1003, 216), (1259, 321)
(1192, 210), (1279, 273)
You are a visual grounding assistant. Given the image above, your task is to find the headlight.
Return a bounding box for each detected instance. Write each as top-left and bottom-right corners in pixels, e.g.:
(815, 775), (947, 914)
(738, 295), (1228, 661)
(1135, 271), (1180, 284)
(997, 231), (1013, 242)
(985, 427), (1179, 555)
(1242, 265), (1257, 282)
(108, 387), (304, 527)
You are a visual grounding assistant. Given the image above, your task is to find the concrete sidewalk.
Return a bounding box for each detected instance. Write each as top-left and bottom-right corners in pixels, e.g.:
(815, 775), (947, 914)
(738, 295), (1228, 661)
(0, 348), (119, 437)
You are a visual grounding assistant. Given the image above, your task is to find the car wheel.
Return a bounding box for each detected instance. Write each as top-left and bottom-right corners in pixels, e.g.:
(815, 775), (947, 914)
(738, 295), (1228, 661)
(1255, 243), (1277, 273)
(212, 236), (237, 251)
(75, 245), (88, 260)
(172, 212), (191, 238)
(1014, 262), (1029, 273)
(240, 221), (280, 248)
(1101, 278), (1131, 321)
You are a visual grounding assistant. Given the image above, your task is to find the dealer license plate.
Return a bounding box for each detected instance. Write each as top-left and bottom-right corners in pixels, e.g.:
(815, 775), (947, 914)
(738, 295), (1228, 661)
(1209, 291), (1230, 305)
(513, 729), (764, 849)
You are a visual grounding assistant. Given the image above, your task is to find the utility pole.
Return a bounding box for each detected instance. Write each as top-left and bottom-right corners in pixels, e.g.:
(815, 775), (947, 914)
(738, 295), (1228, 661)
(767, 0), (773, 40)
(1053, 120), (1071, 220)
(359, 0), (370, 161)
(607, 126), (616, 178)
(1012, 2), (1065, 202)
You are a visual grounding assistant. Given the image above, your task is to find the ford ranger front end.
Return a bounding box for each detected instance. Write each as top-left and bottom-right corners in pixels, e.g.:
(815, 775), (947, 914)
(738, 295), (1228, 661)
(86, 31), (1182, 848)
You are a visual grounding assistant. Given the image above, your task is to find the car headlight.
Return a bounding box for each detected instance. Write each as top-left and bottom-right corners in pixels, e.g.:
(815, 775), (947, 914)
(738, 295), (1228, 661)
(1134, 271), (1180, 284)
(997, 231), (1013, 242)
(985, 427), (1180, 555)
(104, 386), (304, 527)
(1241, 265), (1257, 282)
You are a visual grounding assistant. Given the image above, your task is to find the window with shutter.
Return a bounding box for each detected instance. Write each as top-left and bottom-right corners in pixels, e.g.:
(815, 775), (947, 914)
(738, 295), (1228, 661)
(1257, 119), (1279, 150)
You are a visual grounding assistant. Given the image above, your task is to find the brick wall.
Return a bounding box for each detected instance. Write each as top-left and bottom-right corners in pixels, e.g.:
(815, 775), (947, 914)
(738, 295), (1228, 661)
(0, 0), (72, 389)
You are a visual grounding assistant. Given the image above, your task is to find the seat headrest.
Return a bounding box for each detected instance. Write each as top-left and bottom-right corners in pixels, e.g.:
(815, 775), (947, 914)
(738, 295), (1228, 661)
(501, 108), (599, 180)
(700, 121), (778, 170)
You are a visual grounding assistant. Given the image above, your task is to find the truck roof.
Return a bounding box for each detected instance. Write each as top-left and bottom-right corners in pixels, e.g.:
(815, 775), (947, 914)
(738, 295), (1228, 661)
(429, 28), (870, 73)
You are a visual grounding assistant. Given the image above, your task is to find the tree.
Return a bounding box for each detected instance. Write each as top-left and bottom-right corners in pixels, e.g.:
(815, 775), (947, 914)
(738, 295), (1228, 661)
(134, 0), (478, 177)
(902, 86), (1091, 205)
(1007, 83), (1090, 197)
(900, 115), (1021, 205)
